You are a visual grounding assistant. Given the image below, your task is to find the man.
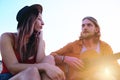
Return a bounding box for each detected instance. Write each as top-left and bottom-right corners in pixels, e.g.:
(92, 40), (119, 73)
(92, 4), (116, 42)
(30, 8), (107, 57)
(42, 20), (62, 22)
(51, 16), (114, 80)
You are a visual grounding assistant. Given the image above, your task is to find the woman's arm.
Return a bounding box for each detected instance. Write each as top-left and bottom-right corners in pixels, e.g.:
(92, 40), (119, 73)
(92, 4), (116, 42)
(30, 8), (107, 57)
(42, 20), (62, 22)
(1, 33), (65, 80)
(36, 31), (45, 63)
(0, 33), (47, 74)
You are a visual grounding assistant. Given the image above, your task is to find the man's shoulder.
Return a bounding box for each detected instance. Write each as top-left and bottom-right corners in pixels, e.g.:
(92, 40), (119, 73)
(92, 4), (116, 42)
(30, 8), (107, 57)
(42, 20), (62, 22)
(100, 40), (112, 50)
(68, 39), (82, 46)
(100, 40), (110, 46)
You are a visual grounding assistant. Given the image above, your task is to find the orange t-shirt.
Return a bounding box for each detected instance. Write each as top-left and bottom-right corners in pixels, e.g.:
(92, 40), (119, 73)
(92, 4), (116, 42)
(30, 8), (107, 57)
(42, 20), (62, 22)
(51, 39), (113, 80)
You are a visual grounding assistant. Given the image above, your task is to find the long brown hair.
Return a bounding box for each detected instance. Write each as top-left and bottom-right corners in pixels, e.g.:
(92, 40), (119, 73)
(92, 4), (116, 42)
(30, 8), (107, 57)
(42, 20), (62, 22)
(16, 4), (42, 62)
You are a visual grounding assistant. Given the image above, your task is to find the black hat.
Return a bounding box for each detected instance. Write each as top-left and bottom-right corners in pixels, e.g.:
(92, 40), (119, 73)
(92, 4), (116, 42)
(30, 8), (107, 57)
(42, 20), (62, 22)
(16, 4), (43, 22)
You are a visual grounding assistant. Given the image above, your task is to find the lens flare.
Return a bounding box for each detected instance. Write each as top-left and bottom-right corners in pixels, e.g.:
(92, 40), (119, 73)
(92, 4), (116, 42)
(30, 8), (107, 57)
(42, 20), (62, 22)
(104, 67), (110, 76)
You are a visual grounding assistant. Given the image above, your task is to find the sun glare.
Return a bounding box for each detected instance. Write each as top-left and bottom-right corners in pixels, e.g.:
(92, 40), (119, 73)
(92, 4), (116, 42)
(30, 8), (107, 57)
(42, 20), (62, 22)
(117, 59), (120, 64)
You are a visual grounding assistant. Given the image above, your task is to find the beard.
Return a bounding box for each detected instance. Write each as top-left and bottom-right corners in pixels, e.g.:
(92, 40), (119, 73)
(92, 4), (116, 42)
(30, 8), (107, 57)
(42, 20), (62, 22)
(80, 31), (95, 39)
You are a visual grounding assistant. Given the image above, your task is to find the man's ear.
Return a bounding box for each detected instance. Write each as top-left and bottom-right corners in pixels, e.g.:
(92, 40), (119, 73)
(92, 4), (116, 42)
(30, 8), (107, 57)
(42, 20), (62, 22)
(95, 28), (99, 32)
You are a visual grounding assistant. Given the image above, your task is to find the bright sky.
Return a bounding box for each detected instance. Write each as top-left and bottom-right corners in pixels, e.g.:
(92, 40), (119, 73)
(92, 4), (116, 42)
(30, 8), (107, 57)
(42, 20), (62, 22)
(0, 0), (120, 60)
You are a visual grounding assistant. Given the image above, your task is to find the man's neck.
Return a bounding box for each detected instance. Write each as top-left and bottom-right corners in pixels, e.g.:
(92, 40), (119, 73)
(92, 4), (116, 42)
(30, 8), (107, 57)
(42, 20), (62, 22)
(83, 38), (99, 50)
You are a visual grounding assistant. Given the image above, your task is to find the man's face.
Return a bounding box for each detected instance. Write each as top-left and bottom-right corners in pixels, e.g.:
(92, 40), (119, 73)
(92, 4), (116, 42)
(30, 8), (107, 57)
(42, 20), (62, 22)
(81, 19), (98, 39)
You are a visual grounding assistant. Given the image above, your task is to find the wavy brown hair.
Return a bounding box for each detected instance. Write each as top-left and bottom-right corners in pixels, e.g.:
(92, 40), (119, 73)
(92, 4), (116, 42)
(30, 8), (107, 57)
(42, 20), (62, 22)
(16, 5), (41, 62)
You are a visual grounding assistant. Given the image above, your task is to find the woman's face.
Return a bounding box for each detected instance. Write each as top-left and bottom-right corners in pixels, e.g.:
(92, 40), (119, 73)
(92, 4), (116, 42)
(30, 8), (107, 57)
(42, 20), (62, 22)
(34, 13), (44, 32)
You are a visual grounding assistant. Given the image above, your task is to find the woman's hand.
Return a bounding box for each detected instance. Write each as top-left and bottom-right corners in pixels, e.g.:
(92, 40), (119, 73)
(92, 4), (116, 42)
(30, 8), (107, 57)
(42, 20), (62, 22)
(43, 63), (65, 80)
(64, 56), (85, 71)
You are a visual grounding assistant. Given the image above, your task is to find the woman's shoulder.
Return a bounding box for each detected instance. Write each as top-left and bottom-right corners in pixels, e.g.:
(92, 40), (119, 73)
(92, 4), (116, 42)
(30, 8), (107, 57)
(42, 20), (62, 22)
(1, 32), (16, 38)
(0, 32), (17, 44)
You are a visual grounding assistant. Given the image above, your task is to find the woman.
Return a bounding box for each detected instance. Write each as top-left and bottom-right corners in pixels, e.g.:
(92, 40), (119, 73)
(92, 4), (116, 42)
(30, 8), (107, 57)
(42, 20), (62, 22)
(0, 4), (65, 80)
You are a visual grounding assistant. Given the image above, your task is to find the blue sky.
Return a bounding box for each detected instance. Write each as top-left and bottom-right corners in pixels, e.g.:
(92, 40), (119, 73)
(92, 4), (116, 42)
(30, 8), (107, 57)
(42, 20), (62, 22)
(0, 0), (120, 60)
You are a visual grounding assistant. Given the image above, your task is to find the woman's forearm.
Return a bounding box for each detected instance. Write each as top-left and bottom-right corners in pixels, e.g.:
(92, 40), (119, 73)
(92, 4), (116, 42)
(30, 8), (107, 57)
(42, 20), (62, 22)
(8, 63), (47, 75)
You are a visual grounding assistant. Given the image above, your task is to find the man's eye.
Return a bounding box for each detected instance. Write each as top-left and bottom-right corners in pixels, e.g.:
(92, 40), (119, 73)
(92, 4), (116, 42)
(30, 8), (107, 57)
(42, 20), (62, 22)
(82, 24), (85, 27)
(87, 23), (92, 26)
